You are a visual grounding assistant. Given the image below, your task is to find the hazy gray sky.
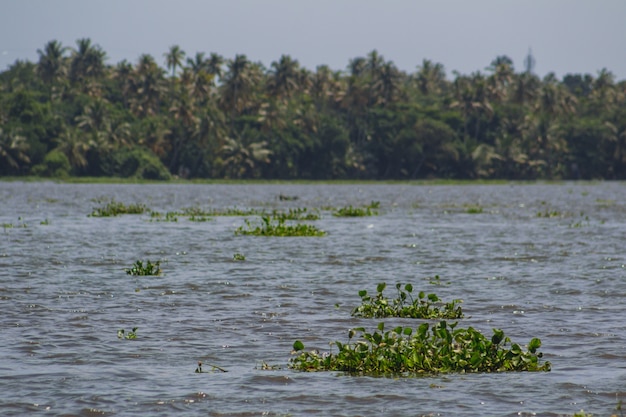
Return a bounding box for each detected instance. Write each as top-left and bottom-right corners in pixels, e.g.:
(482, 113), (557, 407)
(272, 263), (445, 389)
(1, 0), (625, 80)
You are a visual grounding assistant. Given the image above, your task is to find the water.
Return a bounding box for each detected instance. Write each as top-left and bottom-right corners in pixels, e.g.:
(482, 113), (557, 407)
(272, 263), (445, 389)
(0, 181), (624, 417)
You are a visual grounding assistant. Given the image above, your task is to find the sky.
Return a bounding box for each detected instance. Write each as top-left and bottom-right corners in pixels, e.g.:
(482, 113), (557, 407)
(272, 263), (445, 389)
(1, 0), (625, 81)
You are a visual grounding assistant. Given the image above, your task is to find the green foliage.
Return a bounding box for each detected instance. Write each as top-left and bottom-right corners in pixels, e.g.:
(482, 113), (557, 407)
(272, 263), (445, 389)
(3, 40), (626, 180)
(117, 327), (138, 339)
(235, 216), (326, 237)
(271, 208), (320, 221)
(150, 211), (179, 222)
(97, 148), (171, 180)
(31, 150), (71, 178)
(333, 203), (378, 217)
(290, 321), (550, 375)
(352, 283), (464, 319)
(89, 200), (147, 217)
(125, 260), (161, 276)
(233, 253), (246, 261)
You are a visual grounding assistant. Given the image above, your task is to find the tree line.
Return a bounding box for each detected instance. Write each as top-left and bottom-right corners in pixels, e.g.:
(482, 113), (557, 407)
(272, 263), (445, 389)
(1, 39), (625, 180)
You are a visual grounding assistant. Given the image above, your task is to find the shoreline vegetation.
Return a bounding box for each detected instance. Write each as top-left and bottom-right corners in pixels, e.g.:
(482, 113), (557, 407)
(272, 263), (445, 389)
(1, 39), (625, 181)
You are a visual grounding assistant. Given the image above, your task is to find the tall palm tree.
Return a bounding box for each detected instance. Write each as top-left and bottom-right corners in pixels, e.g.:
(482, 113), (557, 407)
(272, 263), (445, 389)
(164, 45), (185, 78)
(69, 38), (107, 88)
(207, 52), (225, 81)
(267, 54), (300, 101)
(219, 54), (259, 120)
(415, 59), (446, 96)
(130, 54), (165, 117)
(36, 40), (68, 99)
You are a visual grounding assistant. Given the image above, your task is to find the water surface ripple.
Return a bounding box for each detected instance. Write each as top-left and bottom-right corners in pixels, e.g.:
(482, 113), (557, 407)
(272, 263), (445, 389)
(0, 182), (624, 416)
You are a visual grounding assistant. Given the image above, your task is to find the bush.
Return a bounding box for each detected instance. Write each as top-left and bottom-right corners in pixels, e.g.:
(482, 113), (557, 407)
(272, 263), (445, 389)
(97, 148), (171, 180)
(31, 150), (70, 177)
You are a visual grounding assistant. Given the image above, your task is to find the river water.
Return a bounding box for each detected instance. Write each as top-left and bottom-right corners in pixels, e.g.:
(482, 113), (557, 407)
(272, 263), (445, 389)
(0, 181), (624, 417)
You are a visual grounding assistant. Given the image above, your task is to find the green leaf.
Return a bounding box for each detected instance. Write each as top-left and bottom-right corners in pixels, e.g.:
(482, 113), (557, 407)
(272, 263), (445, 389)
(376, 282), (386, 293)
(293, 340), (304, 351)
(405, 283), (413, 293)
(491, 329), (504, 345)
(528, 337), (542, 353)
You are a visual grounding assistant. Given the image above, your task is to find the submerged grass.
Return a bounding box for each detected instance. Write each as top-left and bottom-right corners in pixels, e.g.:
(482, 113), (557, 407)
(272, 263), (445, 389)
(290, 320), (550, 375)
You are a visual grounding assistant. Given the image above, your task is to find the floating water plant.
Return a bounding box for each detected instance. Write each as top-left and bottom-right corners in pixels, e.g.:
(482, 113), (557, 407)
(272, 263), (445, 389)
(90, 200), (147, 217)
(125, 260), (162, 276)
(209, 207), (267, 216)
(352, 283), (463, 319)
(466, 206), (483, 214)
(150, 211), (179, 222)
(233, 253), (246, 261)
(235, 216), (326, 237)
(272, 208), (320, 221)
(117, 327), (138, 339)
(195, 361), (227, 373)
(290, 321), (550, 375)
(333, 202), (379, 217)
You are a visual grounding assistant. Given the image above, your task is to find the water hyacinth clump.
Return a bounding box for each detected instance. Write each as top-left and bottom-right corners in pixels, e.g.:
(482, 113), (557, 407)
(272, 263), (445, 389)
(125, 260), (162, 276)
(271, 208), (320, 221)
(333, 201), (380, 217)
(352, 283), (464, 319)
(290, 321), (550, 375)
(235, 216), (326, 237)
(117, 327), (138, 339)
(89, 200), (147, 217)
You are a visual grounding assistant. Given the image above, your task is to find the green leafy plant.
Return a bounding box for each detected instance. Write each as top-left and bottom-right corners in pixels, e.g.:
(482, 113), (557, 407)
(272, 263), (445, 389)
(351, 283), (463, 319)
(233, 253), (246, 261)
(150, 211), (179, 222)
(236, 216), (326, 237)
(333, 204), (378, 217)
(272, 208), (320, 221)
(290, 321), (550, 375)
(90, 200), (147, 217)
(118, 327), (138, 339)
(125, 260), (162, 276)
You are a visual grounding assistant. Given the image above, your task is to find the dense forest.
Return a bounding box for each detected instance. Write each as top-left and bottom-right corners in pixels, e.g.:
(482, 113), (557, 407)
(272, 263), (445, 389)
(1, 39), (625, 180)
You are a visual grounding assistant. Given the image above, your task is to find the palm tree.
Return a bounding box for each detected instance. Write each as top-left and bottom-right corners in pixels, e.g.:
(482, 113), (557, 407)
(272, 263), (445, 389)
(0, 127), (30, 174)
(69, 38), (107, 91)
(220, 136), (271, 179)
(267, 54), (300, 101)
(219, 54), (259, 121)
(415, 59), (446, 96)
(36, 40), (68, 99)
(486, 55), (514, 103)
(53, 126), (92, 171)
(130, 54), (165, 117)
(164, 45), (185, 78)
(370, 61), (402, 106)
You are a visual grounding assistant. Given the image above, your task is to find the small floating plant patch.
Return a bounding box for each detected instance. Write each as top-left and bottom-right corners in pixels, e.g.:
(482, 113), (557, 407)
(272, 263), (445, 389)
(125, 260), (162, 276)
(117, 327), (138, 339)
(290, 321), (550, 375)
(333, 201), (379, 217)
(235, 216), (326, 237)
(89, 200), (147, 217)
(352, 283), (463, 319)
